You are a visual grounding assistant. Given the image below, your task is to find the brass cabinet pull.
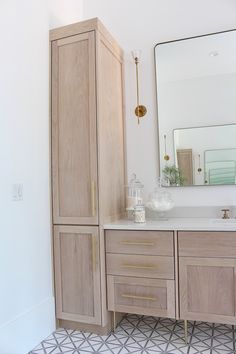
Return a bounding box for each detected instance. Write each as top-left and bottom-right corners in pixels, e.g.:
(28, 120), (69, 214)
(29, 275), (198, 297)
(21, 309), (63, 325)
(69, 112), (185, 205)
(92, 235), (96, 270)
(121, 294), (157, 301)
(122, 264), (156, 270)
(120, 241), (154, 246)
(91, 181), (96, 217)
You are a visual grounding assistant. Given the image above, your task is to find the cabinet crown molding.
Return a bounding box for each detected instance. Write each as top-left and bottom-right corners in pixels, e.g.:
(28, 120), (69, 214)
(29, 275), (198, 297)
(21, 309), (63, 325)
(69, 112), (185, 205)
(49, 17), (123, 57)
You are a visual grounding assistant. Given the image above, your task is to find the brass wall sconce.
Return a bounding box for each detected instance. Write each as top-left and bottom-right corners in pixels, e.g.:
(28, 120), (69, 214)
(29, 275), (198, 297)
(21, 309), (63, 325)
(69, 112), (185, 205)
(197, 154), (202, 173)
(164, 134), (170, 161)
(132, 50), (147, 124)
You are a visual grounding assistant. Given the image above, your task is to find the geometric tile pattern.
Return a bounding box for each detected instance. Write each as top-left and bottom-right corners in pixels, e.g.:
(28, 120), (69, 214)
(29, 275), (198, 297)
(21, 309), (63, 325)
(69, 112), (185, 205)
(28, 314), (236, 354)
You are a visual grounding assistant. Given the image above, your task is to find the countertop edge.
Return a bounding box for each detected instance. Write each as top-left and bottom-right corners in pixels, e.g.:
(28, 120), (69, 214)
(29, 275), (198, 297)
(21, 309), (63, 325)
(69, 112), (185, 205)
(103, 218), (236, 232)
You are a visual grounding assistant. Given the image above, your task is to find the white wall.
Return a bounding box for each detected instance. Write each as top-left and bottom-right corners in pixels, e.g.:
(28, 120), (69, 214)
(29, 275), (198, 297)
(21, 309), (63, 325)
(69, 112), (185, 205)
(83, 0), (236, 206)
(49, 0), (83, 28)
(0, 1), (82, 354)
(0, 1), (54, 353)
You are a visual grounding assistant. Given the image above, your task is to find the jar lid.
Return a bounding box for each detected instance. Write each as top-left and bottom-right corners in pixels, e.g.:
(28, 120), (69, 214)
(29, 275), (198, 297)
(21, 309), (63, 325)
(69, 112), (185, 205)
(126, 173), (144, 189)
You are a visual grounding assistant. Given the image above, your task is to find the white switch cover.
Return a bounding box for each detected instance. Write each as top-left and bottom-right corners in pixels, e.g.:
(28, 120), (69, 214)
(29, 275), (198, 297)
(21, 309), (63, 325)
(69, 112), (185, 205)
(12, 184), (23, 201)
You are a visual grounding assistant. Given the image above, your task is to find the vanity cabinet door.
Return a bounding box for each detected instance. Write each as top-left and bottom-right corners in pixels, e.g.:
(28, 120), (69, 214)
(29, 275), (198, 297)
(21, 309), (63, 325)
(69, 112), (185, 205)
(179, 257), (236, 325)
(51, 31), (98, 225)
(54, 225), (101, 325)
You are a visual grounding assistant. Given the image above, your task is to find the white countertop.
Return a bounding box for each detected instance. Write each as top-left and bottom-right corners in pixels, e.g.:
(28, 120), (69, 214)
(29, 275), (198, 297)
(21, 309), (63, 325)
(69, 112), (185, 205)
(103, 218), (236, 231)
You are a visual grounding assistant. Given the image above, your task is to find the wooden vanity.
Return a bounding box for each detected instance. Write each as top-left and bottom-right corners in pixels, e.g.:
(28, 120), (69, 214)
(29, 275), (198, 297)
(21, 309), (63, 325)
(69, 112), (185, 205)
(105, 227), (236, 326)
(106, 230), (175, 319)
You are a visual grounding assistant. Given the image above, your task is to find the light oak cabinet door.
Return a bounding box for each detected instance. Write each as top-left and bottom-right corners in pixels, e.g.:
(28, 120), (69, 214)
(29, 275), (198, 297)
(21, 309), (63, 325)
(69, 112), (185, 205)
(179, 257), (236, 325)
(54, 225), (101, 325)
(52, 31), (98, 225)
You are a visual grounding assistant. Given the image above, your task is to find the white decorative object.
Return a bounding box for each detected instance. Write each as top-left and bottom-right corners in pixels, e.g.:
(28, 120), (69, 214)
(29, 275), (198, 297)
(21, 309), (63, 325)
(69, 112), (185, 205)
(134, 200), (146, 223)
(125, 173), (144, 210)
(146, 178), (174, 216)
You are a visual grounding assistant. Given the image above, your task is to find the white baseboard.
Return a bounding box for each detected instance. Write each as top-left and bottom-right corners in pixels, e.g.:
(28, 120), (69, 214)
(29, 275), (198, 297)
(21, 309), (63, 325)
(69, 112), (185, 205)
(0, 296), (55, 354)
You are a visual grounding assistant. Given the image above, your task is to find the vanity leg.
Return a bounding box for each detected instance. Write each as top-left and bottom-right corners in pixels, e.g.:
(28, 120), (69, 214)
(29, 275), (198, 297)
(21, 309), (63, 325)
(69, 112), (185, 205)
(113, 311), (116, 332)
(184, 320), (188, 344)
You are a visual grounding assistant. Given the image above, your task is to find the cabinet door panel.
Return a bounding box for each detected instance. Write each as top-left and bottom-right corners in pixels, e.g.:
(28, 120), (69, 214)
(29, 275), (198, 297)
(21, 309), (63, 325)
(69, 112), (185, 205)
(54, 225), (101, 325)
(179, 257), (236, 324)
(52, 32), (98, 224)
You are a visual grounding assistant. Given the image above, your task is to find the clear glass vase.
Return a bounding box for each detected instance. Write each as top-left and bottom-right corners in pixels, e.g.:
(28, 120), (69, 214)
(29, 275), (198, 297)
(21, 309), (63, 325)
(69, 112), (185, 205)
(146, 177), (174, 218)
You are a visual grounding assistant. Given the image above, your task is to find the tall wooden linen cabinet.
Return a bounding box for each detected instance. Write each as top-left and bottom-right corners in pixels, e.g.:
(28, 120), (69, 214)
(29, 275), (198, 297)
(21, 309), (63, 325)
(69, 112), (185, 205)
(50, 18), (126, 333)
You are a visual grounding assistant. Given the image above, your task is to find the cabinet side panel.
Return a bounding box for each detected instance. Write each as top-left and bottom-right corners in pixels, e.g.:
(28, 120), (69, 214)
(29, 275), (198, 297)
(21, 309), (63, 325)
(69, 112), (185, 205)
(96, 33), (125, 223)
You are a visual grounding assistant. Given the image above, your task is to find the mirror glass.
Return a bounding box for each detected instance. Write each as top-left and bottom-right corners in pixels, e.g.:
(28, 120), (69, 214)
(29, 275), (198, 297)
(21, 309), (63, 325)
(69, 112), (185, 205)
(155, 30), (236, 186)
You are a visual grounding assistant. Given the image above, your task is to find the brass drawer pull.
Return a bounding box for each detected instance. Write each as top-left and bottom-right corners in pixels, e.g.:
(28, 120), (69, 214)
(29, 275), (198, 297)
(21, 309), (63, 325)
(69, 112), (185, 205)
(121, 294), (157, 301)
(120, 241), (155, 246)
(122, 264), (156, 270)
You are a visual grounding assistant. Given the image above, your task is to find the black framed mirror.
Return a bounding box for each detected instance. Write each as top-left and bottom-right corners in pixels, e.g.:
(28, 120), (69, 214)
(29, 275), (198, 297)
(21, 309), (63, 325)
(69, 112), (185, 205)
(154, 29), (236, 187)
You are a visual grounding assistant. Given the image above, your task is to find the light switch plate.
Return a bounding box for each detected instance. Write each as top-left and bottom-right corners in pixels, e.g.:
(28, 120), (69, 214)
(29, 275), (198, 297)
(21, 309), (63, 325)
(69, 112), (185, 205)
(12, 184), (23, 201)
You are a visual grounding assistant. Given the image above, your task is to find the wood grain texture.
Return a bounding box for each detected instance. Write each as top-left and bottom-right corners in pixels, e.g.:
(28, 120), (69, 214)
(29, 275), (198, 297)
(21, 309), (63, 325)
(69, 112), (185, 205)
(174, 230), (179, 319)
(50, 18), (99, 41)
(52, 31), (98, 225)
(54, 225), (101, 325)
(106, 253), (174, 279)
(96, 32), (126, 224)
(58, 319), (111, 336)
(50, 18), (123, 59)
(178, 231), (236, 258)
(99, 227), (110, 327)
(105, 230), (174, 256)
(176, 149), (193, 185)
(179, 257), (236, 324)
(107, 276), (175, 318)
(51, 18), (126, 331)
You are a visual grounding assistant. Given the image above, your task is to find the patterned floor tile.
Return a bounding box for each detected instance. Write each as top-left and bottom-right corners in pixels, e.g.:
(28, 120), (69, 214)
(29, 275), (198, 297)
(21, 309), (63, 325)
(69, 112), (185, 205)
(29, 314), (236, 354)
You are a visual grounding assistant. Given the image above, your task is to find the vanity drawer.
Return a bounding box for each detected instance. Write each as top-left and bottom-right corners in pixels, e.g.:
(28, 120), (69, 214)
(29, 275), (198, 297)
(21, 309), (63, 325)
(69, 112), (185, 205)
(178, 231), (236, 258)
(107, 275), (175, 318)
(106, 253), (174, 279)
(105, 230), (173, 256)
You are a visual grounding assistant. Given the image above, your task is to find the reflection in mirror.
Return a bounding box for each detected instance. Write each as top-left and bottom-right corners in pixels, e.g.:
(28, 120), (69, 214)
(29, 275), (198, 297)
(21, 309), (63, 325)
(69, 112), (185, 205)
(173, 125), (236, 186)
(205, 148), (236, 185)
(155, 30), (236, 186)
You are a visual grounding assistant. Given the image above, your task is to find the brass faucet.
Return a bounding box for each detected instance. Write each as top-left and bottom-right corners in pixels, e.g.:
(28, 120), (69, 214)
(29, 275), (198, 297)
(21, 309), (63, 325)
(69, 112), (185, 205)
(221, 209), (230, 219)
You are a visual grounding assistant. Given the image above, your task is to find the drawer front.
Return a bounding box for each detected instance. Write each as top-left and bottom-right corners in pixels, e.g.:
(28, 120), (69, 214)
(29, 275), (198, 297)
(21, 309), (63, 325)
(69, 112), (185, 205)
(178, 231), (236, 258)
(105, 230), (173, 256)
(106, 253), (174, 279)
(107, 275), (175, 318)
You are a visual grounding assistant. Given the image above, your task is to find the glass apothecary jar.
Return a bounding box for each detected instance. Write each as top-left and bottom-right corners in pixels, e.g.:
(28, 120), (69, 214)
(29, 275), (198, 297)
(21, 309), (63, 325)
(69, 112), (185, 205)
(146, 177), (174, 217)
(134, 200), (146, 223)
(126, 173), (144, 210)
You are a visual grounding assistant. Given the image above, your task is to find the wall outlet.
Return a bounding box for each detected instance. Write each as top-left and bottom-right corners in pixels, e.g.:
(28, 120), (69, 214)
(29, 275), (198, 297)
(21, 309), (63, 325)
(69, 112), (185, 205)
(12, 184), (23, 201)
